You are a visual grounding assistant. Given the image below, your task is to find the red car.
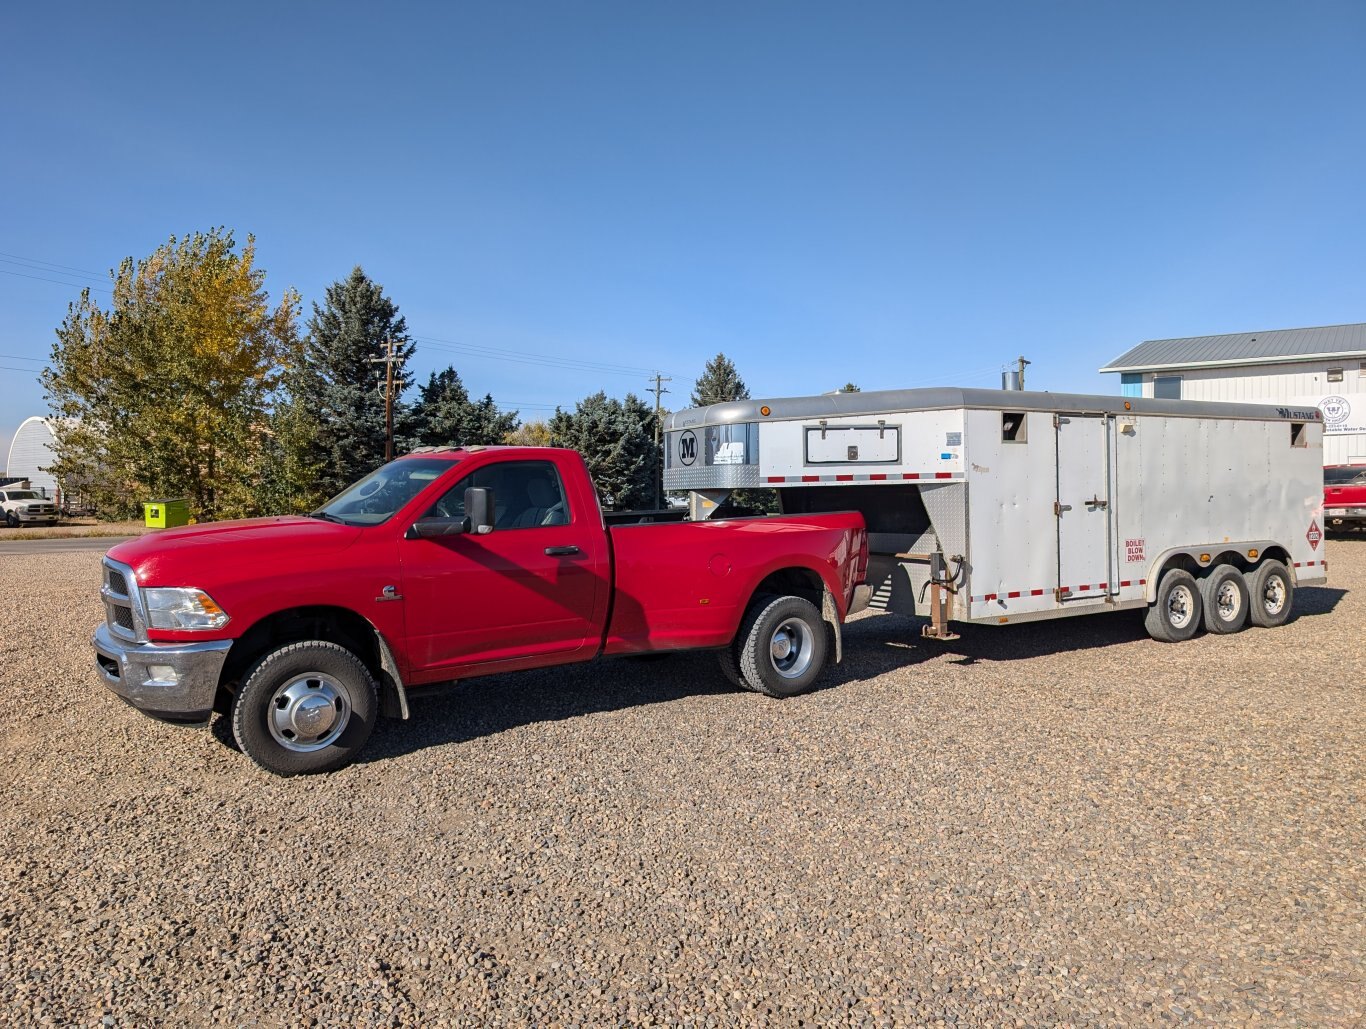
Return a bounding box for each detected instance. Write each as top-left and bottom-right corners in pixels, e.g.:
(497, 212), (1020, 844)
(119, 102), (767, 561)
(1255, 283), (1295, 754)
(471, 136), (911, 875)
(94, 447), (869, 776)
(1324, 465), (1366, 530)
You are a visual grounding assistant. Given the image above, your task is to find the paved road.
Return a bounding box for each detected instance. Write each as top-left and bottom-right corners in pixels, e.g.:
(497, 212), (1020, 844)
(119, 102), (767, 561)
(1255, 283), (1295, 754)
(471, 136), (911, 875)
(0, 536), (132, 556)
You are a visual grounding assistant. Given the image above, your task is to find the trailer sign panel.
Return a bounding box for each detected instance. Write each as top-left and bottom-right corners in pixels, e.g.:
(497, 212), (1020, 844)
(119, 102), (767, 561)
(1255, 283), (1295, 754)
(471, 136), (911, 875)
(1307, 520), (1321, 550)
(1125, 538), (1146, 563)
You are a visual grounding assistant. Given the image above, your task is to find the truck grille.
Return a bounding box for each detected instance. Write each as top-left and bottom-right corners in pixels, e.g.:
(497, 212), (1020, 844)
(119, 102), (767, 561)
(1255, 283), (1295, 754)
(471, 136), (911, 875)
(102, 558), (146, 643)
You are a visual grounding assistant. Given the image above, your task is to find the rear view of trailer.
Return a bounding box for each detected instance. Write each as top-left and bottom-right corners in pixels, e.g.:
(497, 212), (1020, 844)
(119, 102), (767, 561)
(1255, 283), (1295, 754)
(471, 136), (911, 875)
(664, 388), (1327, 642)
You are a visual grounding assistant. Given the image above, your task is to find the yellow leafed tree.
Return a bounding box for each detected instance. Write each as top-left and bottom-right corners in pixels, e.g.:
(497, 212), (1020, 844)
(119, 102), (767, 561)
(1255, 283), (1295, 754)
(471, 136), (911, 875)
(43, 229), (301, 520)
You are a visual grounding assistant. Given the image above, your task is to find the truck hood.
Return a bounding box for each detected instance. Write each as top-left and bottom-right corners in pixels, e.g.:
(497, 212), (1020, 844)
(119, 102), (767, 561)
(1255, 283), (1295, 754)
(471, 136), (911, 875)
(106, 516), (365, 586)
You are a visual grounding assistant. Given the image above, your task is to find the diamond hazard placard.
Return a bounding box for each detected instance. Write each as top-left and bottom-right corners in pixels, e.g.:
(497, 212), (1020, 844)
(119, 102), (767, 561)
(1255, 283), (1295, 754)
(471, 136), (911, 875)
(1307, 519), (1322, 550)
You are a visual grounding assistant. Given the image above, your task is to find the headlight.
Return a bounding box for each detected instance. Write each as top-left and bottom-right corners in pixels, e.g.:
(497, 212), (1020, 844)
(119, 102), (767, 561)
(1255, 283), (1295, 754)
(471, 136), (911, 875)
(142, 587), (231, 630)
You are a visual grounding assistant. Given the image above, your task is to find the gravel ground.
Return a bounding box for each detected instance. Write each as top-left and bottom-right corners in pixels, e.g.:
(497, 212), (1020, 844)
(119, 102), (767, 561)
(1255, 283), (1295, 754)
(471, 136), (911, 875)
(0, 540), (1362, 1026)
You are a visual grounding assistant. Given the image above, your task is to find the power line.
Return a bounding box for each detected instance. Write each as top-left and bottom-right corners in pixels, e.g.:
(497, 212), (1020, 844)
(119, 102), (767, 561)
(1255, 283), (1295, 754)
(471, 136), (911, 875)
(0, 364), (45, 374)
(412, 333), (671, 379)
(0, 354), (46, 364)
(0, 268), (110, 293)
(0, 250), (108, 279)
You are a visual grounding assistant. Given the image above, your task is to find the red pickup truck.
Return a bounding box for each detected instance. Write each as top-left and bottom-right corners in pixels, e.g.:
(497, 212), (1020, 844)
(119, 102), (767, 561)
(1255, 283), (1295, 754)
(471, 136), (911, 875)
(1325, 465), (1366, 530)
(94, 447), (869, 775)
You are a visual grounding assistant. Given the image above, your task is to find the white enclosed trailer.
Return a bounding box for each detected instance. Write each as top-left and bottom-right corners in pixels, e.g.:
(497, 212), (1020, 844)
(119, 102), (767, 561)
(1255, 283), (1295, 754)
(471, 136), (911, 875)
(664, 388), (1327, 641)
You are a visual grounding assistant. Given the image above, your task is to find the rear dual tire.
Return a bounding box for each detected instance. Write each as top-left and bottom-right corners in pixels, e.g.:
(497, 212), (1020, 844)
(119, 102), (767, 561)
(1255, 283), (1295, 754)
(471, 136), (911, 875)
(729, 595), (829, 698)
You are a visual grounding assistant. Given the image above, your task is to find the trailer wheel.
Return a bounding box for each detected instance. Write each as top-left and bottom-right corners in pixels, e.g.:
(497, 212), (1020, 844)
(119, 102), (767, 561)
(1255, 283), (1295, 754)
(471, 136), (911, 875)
(736, 595), (828, 698)
(1144, 568), (1203, 643)
(1245, 559), (1294, 628)
(231, 640), (378, 776)
(1199, 564), (1249, 634)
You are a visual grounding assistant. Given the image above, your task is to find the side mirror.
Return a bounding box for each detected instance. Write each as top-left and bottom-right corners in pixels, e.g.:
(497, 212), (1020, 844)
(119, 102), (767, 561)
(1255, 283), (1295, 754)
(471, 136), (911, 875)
(464, 487), (494, 535)
(406, 486), (496, 539)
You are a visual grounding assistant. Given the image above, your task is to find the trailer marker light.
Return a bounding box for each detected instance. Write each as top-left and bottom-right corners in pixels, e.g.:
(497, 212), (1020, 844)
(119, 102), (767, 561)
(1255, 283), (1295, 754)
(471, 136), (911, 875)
(1124, 401), (1132, 410)
(1247, 549), (1259, 559)
(760, 406), (771, 416)
(1199, 553), (1211, 563)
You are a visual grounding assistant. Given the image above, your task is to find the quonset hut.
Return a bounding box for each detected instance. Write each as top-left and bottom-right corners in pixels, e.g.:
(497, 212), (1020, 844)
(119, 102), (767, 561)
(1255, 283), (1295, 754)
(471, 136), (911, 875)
(6, 416), (60, 498)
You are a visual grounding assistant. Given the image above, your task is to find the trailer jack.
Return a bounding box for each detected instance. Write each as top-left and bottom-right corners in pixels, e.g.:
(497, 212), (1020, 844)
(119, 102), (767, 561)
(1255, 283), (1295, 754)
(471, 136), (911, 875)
(900, 550), (964, 642)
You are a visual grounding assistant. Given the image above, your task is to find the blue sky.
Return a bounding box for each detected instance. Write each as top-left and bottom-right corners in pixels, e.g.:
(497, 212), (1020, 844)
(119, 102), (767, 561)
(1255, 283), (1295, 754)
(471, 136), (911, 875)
(3, 0), (1365, 466)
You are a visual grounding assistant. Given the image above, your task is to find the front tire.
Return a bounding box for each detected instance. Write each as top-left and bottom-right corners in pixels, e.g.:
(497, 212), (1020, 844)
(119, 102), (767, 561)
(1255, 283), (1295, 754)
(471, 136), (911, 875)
(231, 641), (378, 776)
(1245, 559), (1294, 628)
(736, 595), (829, 698)
(1199, 564), (1249, 634)
(1144, 568), (1203, 642)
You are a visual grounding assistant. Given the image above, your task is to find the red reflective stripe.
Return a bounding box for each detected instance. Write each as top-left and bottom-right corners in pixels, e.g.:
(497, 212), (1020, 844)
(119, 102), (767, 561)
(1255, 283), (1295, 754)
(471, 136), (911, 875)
(766, 476), (784, 483)
(836, 474), (854, 481)
(1031, 589), (1045, 596)
(801, 475), (819, 482)
(934, 472), (952, 479)
(1007, 591), (1021, 599)
(1119, 580), (1132, 587)
(983, 593), (997, 601)
(901, 473), (920, 480)
(869, 473), (888, 480)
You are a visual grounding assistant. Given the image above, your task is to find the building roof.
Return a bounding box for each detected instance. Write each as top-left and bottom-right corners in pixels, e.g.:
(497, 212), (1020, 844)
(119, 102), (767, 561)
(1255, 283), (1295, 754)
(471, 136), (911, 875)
(1100, 322), (1366, 374)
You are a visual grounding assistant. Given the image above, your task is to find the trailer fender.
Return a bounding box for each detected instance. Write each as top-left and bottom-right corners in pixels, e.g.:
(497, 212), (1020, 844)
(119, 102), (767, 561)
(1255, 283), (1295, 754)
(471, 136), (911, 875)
(1144, 542), (1279, 603)
(822, 588), (843, 665)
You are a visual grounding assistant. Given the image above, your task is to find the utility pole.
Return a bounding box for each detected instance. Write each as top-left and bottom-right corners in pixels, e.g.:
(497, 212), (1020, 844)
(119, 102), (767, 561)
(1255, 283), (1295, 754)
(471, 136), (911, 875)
(1016, 355), (1031, 390)
(367, 338), (399, 462)
(649, 373), (672, 509)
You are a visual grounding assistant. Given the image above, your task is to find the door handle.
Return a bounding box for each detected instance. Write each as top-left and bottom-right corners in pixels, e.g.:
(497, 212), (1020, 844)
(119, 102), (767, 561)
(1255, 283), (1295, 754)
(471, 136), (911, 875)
(544, 545), (580, 557)
(1085, 495), (1109, 509)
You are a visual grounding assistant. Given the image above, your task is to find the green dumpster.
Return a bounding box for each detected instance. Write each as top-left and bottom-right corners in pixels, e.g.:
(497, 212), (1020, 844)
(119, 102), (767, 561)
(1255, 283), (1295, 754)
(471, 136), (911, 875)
(143, 498), (191, 528)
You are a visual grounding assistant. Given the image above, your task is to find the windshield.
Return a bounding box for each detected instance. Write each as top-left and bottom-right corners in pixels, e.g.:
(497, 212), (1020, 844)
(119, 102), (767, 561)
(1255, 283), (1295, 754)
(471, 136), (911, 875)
(312, 458), (458, 526)
(1324, 466), (1366, 486)
(5, 490), (39, 500)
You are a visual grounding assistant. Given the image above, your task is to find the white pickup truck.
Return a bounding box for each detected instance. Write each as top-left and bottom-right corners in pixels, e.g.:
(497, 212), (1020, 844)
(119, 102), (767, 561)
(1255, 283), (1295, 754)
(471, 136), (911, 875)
(0, 488), (58, 527)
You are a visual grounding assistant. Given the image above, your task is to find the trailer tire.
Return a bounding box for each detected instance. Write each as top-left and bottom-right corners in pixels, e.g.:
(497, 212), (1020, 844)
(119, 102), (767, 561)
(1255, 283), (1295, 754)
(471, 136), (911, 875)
(1199, 564), (1249, 634)
(1245, 559), (1294, 628)
(231, 640), (378, 777)
(736, 595), (828, 698)
(1144, 568), (1203, 643)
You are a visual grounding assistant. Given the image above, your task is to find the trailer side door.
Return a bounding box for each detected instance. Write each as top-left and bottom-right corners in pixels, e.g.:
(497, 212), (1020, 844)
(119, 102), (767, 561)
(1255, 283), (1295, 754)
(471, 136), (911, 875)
(1055, 414), (1114, 601)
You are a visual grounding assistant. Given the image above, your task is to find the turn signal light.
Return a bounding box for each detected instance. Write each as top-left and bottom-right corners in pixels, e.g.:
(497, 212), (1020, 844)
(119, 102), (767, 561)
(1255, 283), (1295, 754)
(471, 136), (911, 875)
(1247, 548), (1259, 559)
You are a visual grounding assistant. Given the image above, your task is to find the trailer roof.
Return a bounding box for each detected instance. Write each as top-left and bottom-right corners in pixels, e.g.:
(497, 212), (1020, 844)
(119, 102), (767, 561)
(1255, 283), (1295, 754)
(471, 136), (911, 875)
(665, 387), (1322, 430)
(1100, 322), (1366, 373)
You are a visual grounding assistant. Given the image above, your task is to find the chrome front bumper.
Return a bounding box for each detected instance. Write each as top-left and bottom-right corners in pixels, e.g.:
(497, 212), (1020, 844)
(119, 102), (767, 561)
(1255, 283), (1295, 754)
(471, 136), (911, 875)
(93, 622), (233, 725)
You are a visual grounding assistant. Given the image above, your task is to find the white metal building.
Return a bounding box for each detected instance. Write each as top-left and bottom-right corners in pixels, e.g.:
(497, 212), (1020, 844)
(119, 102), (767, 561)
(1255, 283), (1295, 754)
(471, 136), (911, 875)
(1101, 322), (1366, 466)
(5, 416), (61, 498)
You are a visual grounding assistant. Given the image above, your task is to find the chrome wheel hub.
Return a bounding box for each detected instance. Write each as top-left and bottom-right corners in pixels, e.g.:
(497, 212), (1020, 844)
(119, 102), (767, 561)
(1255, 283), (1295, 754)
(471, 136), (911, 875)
(769, 619), (814, 679)
(1263, 577), (1286, 615)
(269, 674), (351, 752)
(1215, 581), (1242, 621)
(1167, 585), (1195, 629)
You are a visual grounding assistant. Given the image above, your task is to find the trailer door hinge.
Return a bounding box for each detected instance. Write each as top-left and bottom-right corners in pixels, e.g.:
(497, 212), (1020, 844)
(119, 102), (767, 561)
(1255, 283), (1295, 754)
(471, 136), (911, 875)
(1054, 587), (1072, 602)
(1054, 501), (1072, 516)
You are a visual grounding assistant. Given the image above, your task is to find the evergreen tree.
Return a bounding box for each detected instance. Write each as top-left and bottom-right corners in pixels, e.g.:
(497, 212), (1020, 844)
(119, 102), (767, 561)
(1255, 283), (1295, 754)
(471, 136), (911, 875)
(839, 382), (861, 392)
(408, 366), (519, 448)
(549, 391), (656, 509)
(686, 353), (774, 512)
(690, 353), (749, 407)
(302, 267), (412, 496)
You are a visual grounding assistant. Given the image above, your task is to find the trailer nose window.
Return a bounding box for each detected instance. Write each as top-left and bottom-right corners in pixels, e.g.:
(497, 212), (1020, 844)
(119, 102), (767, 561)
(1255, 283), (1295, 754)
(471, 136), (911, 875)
(1291, 422), (1308, 448)
(667, 423), (759, 469)
(1002, 412), (1027, 442)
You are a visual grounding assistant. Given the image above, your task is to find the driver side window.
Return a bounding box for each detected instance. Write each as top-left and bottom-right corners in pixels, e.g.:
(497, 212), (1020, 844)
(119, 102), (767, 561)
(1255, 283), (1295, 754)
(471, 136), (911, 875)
(429, 461), (571, 530)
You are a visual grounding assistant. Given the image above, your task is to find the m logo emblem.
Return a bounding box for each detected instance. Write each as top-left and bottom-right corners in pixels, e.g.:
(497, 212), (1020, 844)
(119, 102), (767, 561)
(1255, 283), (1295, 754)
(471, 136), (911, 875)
(678, 430), (698, 466)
